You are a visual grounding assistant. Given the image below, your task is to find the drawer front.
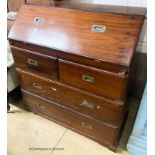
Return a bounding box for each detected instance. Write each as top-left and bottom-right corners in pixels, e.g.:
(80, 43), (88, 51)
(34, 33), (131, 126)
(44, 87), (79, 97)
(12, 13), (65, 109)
(22, 90), (73, 126)
(59, 59), (128, 100)
(70, 110), (119, 146)
(10, 40), (129, 74)
(17, 68), (125, 126)
(22, 90), (119, 146)
(11, 47), (58, 80)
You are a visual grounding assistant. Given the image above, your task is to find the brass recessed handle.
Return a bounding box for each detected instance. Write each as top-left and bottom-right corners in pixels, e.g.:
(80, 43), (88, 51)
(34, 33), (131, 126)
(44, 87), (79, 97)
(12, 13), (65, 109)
(91, 24), (106, 32)
(28, 59), (38, 67)
(37, 103), (46, 110)
(81, 122), (92, 130)
(80, 100), (93, 109)
(34, 17), (45, 24)
(50, 87), (57, 91)
(82, 75), (95, 83)
(32, 83), (42, 90)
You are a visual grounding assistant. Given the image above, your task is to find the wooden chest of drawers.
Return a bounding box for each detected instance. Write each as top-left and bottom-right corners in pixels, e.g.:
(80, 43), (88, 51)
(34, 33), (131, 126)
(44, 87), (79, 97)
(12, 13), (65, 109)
(8, 5), (144, 151)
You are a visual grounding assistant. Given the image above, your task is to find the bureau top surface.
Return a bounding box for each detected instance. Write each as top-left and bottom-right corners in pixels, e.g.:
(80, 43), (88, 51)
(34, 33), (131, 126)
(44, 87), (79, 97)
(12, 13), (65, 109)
(8, 5), (144, 67)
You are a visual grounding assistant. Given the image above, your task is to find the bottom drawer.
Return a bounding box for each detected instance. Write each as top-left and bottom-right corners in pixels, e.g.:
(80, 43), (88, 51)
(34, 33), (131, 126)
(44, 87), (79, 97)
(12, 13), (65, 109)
(23, 90), (74, 127)
(22, 90), (121, 150)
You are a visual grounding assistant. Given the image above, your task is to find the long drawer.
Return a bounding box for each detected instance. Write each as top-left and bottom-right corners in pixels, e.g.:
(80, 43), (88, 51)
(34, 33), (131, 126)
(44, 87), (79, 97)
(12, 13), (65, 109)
(22, 90), (120, 148)
(59, 59), (128, 100)
(17, 68), (126, 126)
(11, 47), (58, 80)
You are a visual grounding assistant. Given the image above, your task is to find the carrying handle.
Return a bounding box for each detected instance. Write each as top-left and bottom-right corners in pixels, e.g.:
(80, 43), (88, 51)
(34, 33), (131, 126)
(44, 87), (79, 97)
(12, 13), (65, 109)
(91, 24), (106, 32)
(82, 75), (95, 83)
(32, 83), (42, 90)
(28, 58), (38, 67)
(80, 100), (93, 109)
(81, 122), (93, 130)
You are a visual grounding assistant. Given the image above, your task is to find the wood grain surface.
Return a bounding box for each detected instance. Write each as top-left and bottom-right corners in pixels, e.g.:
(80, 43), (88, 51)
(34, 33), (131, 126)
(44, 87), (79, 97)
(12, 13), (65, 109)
(22, 89), (120, 149)
(8, 5), (144, 67)
(12, 47), (58, 80)
(59, 59), (128, 100)
(17, 68), (127, 126)
(8, 5), (144, 151)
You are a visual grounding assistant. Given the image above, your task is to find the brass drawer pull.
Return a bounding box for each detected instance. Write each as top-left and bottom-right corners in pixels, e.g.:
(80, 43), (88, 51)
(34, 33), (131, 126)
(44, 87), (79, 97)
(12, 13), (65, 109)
(82, 122), (92, 130)
(34, 17), (45, 24)
(91, 24), (106, 32)
(37, 103), (46, 110)
(32, 83), (42, 90)
(80, 100), (93, 109)
(50, 87), (57, 91)
(28, 59), (38, 67)
(82, 75), (95, 83)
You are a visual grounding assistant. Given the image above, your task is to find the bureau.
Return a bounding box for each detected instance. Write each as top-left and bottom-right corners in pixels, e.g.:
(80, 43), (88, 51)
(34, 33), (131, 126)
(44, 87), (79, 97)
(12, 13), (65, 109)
(8, 5), (144, 151)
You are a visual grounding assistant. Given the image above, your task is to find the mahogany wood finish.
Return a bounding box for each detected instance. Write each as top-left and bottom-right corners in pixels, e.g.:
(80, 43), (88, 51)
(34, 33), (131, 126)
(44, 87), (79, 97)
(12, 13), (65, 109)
(11, 47), (58, 80)
(10, 41), (128, 74)
(8, 5), (145, 151)
(9, 5), (144, 67)
(17, 68), (126, 126)
(59, 59), (128, 100)
(22, 90), (74, 126)
(22, 90), (120, 149)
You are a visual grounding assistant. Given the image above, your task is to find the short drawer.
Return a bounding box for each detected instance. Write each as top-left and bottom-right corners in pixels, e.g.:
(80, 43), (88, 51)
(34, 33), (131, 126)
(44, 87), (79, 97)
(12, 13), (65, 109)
(11, 47), (58, 80)
(22, 90), (119, 146)
(59, 59), (128, 100)
(17, 68), (126, 126)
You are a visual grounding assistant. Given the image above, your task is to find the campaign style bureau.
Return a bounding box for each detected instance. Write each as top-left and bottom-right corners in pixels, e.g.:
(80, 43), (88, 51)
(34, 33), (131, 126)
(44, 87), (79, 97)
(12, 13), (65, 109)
(8, 5), (144, 151)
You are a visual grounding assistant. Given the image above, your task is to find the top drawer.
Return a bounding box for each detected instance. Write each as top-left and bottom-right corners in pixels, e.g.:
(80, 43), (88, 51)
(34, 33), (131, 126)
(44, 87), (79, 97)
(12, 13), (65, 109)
(59, 59), (128, 100)
(11, 47), (58, 80)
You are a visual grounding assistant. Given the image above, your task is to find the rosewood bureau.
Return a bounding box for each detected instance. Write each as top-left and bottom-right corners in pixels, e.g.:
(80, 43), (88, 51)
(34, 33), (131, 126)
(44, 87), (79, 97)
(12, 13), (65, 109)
(8, 5), (144, 151)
